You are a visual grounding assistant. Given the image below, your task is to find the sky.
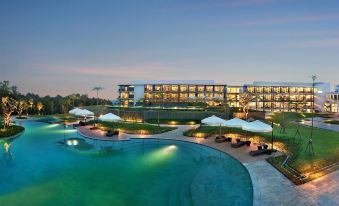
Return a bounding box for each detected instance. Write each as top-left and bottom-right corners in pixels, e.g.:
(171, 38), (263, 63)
(1, 0), (339, 99)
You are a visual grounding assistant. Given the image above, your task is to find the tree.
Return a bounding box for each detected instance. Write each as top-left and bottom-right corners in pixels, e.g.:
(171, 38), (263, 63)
(239, 93), (253, 120)
(1, 97), (17, 129)
(17, 100), (28, 118)
(279, 95), (289, 133)
(92, 86), (104, 106)
(28, 98), (34, 112)
(37, 101), (44, 115)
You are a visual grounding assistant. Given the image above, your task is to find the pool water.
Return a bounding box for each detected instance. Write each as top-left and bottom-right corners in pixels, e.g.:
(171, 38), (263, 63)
(0, 121), (253, 206)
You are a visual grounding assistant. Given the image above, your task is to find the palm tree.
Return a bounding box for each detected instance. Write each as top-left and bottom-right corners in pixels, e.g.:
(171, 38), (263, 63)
(92, 86), (104, 106)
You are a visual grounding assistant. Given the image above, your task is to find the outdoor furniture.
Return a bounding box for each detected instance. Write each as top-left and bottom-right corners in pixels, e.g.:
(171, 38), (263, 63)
(106, 130), (119, 137)
(79, 121), (87, 126)
(249, 149), (268, 156)
(231, 141), (246, 148)
(215, 136), (227, 143)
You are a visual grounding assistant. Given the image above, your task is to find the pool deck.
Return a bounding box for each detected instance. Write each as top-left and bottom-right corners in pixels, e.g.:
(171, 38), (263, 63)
(77, 124), (339, 206)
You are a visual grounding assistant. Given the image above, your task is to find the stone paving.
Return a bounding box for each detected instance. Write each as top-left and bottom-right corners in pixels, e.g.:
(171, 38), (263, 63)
(78, 124), (339, 206)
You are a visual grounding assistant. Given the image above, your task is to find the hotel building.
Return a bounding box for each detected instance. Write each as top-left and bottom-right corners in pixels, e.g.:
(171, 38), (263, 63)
(325, 85), (339, 113)
(244, 82), (330, 113)
(118, 80), (332, 113)
(118, 80), (242, 107)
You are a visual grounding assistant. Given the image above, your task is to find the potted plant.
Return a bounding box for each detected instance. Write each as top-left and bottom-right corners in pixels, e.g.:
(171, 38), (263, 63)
(246, 140), (251, 146)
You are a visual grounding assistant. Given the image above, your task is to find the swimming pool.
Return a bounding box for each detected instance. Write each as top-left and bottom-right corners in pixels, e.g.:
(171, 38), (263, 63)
(0, 121), (253, 206)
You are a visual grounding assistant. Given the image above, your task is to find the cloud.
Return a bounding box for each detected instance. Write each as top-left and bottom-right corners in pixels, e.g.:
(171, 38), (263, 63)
(170, 0), (278, 12)
(275, 38), (339, 48)
(246, 30), (339, 37)
(242, 14), (339, 27)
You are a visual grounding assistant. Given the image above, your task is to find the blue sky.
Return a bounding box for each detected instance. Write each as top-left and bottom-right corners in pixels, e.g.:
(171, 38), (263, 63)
(1, 0), (339, 99)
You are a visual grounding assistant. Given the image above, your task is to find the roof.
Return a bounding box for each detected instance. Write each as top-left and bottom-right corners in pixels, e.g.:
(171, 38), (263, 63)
(120, 80), (226, 86)
(245, 81), (328, 87)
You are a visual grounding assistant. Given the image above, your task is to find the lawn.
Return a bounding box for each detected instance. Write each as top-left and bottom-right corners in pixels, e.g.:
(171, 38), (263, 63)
(96, 121), (176, 135)
(184, 112), (339, 175)
(146, 119), (200, 125)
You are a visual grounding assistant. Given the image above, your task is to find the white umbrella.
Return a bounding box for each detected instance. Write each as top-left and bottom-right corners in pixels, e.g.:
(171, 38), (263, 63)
(201, 115), (227, 126)
(99, 113), (122, 122)
(75, 109), (94, 117)
(242, 120), (273, 133)
(201, 115), (227, 137)
(224, 118), (249, 128)
(69, 108), (83, 115)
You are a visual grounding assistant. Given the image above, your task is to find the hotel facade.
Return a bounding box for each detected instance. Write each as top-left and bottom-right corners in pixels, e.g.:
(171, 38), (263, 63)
(118, 80), (334, 113)
(325, 85), (339, 113)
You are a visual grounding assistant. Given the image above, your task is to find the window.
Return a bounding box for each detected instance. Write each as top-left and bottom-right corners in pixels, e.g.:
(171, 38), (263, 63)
(171, 85), (179, 92)
(227, 87), (240, 93)
(206, 86), (213, 92)
(189, 85), (196, 92)
(263, 87), (271, 93)
(246, 87), (255, 93)
(215, 86), (224, 92)
(154, 85), (161, 91)
(197, 86), (204, 92)
(180, 85), (187, 92)
(145, 85), (153, 91)
(163, 85), (171, 92)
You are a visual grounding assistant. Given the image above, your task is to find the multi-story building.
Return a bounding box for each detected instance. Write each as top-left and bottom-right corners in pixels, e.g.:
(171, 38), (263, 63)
(244, 82), (330, 112)
(118, 80), (239, 107)
(118, 80), (332, 113)
(325, 85), (339, 113)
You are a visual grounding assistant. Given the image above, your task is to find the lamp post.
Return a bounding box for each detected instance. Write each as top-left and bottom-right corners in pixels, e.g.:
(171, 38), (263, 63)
(305, 75), (317, 156)
(271, 120), (274, 150)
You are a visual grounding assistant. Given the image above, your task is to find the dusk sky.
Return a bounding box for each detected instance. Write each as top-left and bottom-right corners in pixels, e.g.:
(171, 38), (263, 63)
(1, 0), (339, 99)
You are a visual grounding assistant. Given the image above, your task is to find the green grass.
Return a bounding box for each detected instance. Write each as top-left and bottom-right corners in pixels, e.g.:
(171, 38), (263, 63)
(0, 125), (25, 138)
(185, 112), (339, 174)
(146, 119), (200, 125)
(96, 121), (176, 135)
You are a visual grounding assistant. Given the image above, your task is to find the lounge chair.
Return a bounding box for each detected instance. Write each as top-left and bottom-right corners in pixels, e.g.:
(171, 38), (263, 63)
(249, 149), (268, 156)
(106, 130), (114, 137)
(215, 137), (228, 143)
(79, 121), (87, 126)
(106, 130), (119, 137)
(231, 141), (246, 148)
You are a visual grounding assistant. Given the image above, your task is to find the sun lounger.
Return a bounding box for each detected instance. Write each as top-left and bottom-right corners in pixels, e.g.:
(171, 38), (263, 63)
(215, 136), (232, 143)
(106, 130), (119, 137)
(215, 137), (227, 143)
(249, 149), (268, 156)
(249, 148), (277, 156)
(231, 141), (246, 148)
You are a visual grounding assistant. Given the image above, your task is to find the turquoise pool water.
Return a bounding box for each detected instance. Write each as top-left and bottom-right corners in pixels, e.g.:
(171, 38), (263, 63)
(0, 121), (253, 206)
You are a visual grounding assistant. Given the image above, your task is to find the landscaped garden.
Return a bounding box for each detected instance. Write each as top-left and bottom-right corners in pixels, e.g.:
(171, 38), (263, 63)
(184, 112), (339, 183)
(96, 121), (176, 135)
(0, 124), (25, 138)
(146, 119), (199, 125)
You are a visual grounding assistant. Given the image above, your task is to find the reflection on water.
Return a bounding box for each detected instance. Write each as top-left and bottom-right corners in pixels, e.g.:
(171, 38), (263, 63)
(1, 140), (15, 167)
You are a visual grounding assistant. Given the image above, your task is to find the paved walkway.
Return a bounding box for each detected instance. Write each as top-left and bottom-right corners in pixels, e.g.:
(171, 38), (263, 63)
(78, 124), (339, 206)
(300, 117), (339, 132)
